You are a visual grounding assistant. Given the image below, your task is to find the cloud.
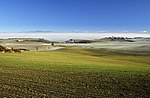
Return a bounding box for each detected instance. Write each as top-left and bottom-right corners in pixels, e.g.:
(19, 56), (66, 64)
(122, 30), (130, 33)
(97, 31), (109, 33)
(140, 31), (148, 33)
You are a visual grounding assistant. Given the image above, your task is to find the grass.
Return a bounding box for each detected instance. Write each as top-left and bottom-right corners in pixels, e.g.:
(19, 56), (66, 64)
(0, 47), (150, 97)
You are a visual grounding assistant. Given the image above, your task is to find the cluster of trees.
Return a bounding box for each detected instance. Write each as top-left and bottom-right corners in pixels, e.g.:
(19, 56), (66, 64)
(65, 39), (91, 43)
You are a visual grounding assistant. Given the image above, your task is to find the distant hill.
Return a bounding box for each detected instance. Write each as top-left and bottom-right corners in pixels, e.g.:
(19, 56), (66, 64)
(0, 38), (58, 43)
(100, 37), (134, 42)
(65, 39), (92, 43)
(64, 37), (135, 44)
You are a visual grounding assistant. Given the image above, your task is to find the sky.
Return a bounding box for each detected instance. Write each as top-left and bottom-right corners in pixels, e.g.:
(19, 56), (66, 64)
(0, 0), (150, 32)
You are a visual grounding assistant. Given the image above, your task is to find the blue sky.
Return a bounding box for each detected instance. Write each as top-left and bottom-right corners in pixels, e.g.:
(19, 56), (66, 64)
(0, 0), (150, 32)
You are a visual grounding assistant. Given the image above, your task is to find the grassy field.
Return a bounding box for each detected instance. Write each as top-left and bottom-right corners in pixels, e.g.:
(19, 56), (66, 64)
(0, 47), (150, 97)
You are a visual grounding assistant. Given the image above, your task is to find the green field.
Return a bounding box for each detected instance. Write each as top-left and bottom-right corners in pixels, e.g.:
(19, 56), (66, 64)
(0, 48), (150, 97)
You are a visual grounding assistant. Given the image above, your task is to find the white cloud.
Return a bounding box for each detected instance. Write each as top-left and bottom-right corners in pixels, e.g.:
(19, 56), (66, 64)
(122, 30), (130, 33)
(140, 31), (148, 33)
(0, 32), (150, 41)
(97, 31), (108, 33)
